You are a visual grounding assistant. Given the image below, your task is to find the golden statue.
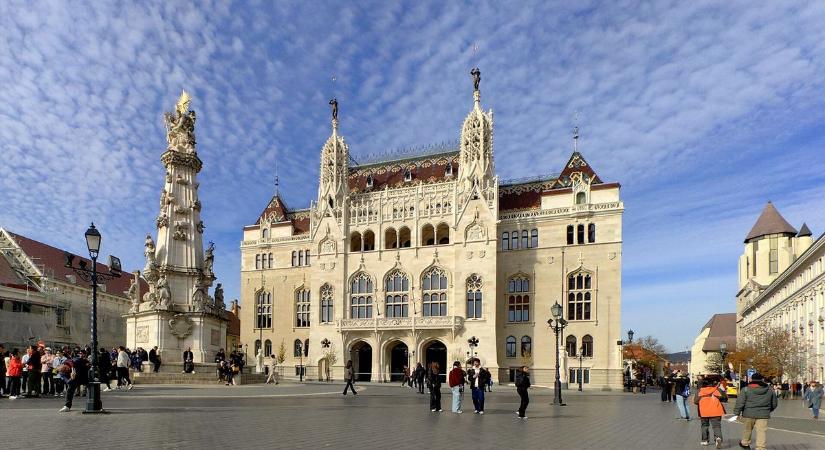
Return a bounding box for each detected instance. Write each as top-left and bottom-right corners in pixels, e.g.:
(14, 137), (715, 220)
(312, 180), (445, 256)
(176, 90), (192, 116)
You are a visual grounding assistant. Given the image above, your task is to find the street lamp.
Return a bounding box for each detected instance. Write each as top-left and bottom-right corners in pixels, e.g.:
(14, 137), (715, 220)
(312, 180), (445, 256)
(296, 340), (304, 382)
(467, 336), (479, 359)
(578, 344), (585, 392)
(547, 301), (568, 406)
(627, 329), (634, 343)
(719, 341), (728, 378)
(63, 223), (121, 414)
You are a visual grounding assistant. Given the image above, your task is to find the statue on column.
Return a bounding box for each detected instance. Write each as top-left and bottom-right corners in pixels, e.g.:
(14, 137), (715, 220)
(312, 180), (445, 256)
(214, 283), (225, 310)
(471, 67), (481, 91)
(163, 90), (197, 153)
(155, 275), (172, 310)
(144, 235), (156, 269)
(204, 241), (215, 276)
(329, 98), (338, 120)
(127, 278), (141, 313)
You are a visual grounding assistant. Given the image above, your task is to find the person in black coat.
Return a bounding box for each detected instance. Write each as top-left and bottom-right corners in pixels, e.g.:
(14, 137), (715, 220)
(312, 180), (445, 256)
(183, 348), (194, 373)
(149, 346), (161, 372)
(428, 362), (442, 412)
(516, 366), (531, 419)
(414, 363), (426, 394)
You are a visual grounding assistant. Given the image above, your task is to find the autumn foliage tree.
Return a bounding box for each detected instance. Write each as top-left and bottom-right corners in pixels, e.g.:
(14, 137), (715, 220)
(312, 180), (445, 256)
(728, 324), (806, 380)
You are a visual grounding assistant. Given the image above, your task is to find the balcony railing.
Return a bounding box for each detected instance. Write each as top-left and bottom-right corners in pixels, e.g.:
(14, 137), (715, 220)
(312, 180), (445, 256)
(338, 315), (464, 331)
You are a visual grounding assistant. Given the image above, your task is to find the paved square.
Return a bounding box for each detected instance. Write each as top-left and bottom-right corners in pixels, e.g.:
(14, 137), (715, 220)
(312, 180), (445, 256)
(2, 384), (822, 449)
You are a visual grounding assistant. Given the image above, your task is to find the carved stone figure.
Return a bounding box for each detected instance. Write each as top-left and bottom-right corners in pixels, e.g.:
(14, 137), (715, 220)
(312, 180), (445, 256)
(156, 275), (172, 310)
(255, 349), (264, 373)
(159, 189), (167, 210)
(192, 287), (207, 312)
(196, 220), (205, 234)
(156, 213), (169, 229)
(163, 90), (197, 153)
(329, 98), (338, 120)
(127, 279), (141, 313)
(204, 241), (215, 275)
(144, 235), (156, 269)
(214, 283), (225, 310)
(471, 67), (481, 91)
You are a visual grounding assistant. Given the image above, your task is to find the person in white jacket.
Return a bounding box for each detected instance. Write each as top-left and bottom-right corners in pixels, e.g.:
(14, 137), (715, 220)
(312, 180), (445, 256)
(116, 346), (133, 390)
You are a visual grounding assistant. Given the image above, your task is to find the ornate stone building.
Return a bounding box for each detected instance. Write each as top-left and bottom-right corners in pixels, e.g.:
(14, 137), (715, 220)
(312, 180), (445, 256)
(240, 71), (624, 389)
(737, 202), (824, 381)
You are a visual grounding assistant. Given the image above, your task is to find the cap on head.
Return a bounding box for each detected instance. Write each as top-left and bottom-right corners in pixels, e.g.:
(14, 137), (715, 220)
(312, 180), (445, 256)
(751, 373), (764, 381)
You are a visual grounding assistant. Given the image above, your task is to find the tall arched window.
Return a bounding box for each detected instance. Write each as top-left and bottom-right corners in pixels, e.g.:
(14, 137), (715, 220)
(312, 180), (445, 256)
(350, 232), (362, 252)
(566, 335), (577, 356)
(291, 251), (298, 266)
(298, 250), (304, 266)
(384, 270), (409, 318)
(421, 224), (435, 246)
(511, 230), (519, 250)
(350, 272), (374, 318)
(398, 227), (411, 248)
(255, 291), (272, 329)
(304, 339), (309, 357)
(501, 232), (510, 251)
(436, 223), (450, 245)
(466, 274), (483, 319)
(422, 267), (448, 317)
(507, 275), (531, 323)
(576, 191), (586, 204)
(567, 272), (593, 321)
(505, 336), (516, 358)
(293, 339), (302, 357)
(262, 228), (269, 239)
(385, 228), (398, 249)
(268, 253), (273, 268)
(577, 224), (585, 244)
(588, 223), (596, 243)
(567, 225), (574, 245)
(582, 335), (593, 357)
(295, 288), (310, 327)
(320, 284), (333, 323)
(255, 254), (261, 270)
(530, 229), (538, 248)
(264, 339), (272, 357)
(304, 250), (310, 265)
(521, 336), (532, 357)
(521, 230), (529, 249)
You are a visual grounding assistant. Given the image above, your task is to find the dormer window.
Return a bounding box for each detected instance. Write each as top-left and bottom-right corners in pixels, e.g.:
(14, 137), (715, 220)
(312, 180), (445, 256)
(404, 169), (412, 182)
(366, 175), (374, 188)
(445, 164), (453, 176)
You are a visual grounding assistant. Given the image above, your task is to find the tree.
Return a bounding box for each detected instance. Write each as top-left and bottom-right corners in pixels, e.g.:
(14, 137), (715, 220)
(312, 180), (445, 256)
(636, 335), (668, 357)
(321, 344), (338, 382)
(704, 352), (724, 375)
(520, 350), (533, 369)
(276, 340), (287, 375)
(735, 324), (807, 380)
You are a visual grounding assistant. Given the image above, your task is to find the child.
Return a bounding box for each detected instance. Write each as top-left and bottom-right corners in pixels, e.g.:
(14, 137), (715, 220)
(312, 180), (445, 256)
(694, 377), (728, 448)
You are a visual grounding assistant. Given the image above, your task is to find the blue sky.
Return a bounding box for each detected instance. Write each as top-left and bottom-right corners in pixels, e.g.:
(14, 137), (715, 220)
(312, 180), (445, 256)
(1, 1), (824, 353)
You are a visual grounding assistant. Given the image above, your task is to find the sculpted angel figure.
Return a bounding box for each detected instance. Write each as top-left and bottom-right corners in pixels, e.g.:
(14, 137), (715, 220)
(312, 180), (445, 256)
(156, 275), (172, 309)
(127, 278), (141, 312)
(214, 283), (225, 309)
(204, 241), (215, 274)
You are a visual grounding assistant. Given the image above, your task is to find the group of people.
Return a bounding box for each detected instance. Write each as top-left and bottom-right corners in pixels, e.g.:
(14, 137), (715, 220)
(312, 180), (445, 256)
(342, 357), (532, 419)
(214, 348), (245, 385)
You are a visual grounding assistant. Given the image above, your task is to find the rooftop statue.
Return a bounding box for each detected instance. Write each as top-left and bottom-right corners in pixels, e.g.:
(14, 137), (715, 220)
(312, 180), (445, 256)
(164, 90), (197, 153)
(471, 67), (481, 91)
(329, 98), (338, 120)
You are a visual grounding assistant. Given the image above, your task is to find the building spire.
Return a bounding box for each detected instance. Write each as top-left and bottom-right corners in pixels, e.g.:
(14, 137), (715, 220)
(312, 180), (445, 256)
(274, 161), (280, 196)
(573, 111), (580, 153)
(329, 98), (339, 134)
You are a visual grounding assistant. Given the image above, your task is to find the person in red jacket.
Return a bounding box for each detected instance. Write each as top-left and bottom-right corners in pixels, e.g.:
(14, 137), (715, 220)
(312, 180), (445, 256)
(447, 361), (466, 413)
(7, 348), (24, 399)
(694, 377), (728, 448)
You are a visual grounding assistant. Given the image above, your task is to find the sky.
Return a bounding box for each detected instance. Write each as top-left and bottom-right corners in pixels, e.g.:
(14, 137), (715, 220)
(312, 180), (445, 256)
(1, 1), (824, 353)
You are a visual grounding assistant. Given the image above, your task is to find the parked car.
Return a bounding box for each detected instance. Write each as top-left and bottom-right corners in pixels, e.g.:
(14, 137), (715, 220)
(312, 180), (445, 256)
(726, 384), (738, 397)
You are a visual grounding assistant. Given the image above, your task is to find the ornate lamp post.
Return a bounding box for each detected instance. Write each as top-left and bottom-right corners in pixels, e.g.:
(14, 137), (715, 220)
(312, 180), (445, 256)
(719, 341), (728, 377)
(296, 340), (304, 382)
(627, 329), (634, 343)
(467, 336), (479, 359)
(578, 344), (585, 392)
(548, 301), (568, 406)
(63, 223), (122, 414)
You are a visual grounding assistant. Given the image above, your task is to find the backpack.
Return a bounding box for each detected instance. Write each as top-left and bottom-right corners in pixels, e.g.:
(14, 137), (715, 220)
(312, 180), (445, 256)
(682, 383), (691, 397)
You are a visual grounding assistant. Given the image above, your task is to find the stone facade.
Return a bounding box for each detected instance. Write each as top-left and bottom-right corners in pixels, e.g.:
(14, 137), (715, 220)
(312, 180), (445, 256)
(240, 73), (624, 389)
(737, 202), (823, 381)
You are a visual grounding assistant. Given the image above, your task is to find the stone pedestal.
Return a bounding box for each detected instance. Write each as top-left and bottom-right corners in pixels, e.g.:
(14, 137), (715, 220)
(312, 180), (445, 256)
(125, 307), (227, 364)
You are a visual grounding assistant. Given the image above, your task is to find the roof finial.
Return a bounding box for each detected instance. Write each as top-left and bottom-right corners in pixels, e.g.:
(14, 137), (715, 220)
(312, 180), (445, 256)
(573, 111), (580, 153)
(470, 67), (481, 108)
(274, 161), (280, 196)
(329, 97), (338, 133)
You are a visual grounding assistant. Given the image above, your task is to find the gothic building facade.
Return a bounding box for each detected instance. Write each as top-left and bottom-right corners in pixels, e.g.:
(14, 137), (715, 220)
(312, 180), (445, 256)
(240, 72), (624, 389)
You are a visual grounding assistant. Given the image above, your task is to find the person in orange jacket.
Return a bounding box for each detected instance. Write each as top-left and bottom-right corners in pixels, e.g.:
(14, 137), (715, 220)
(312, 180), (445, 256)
(7, 348), (24, 399)
(694, 377), (728, 448)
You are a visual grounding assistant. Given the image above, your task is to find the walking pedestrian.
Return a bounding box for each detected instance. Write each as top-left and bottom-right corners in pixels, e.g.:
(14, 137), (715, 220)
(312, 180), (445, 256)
(694, 377), (727, 448)
(6, 348), (23, 399)
(265, 354), (279, 385)
(516, 366), (531, 419)
(447, 361), (465, 413)
(467, 358), (489, 414)
(428, 361), (442, 412)
(59, 349), (89, 412)
(733, 372), (777, 450)
(803, 381), (822, 420)
(116, 346), (133, 389)
(149, 346), (161, 372)
(24, 345), (42, 397)
(415, 362), (426, 394)
(402, 364), (410, 387)
(342, 360), (357, 395)
(673, 371), (691, 420)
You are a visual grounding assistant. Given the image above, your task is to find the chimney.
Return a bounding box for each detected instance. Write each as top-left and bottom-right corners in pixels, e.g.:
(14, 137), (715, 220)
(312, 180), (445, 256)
(230, 299), (239, 315)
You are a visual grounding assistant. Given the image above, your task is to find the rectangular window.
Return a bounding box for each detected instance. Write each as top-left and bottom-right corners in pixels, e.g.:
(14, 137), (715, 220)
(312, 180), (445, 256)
(531, 229), (538, 248)
(769, 237), (778, 275)
(752, 241), (758, 275)
(511, 232), (519, 250)
(569, 368), (590, 384)
(521, 231), (529, 249)
(255, 254), (261, 269)
(55, 307), (67, 327)
(304, 250), (310, 266)
(501, 232), (510, 251)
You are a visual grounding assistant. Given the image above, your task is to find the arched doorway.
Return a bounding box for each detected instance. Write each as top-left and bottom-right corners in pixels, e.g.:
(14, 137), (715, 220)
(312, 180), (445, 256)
(388, 341), (409, 381)
(318, 358), (329, 382)
(351, 341), (372, 382)
(424, 340), (447, 383)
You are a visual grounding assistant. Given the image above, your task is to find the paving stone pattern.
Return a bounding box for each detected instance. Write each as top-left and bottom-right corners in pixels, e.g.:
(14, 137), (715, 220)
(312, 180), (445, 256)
(1, 384), (822, 449)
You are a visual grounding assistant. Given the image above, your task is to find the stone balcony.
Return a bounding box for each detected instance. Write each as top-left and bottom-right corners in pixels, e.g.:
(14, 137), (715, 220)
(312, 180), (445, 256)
(338, 315), (464, 332)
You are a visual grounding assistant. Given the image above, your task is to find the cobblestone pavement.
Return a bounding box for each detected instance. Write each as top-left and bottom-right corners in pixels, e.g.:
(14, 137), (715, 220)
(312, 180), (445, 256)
(1, 384), (823, 449)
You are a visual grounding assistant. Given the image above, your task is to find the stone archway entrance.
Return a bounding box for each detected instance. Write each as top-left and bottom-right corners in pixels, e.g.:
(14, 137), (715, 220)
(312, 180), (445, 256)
(388, 341), (409, 382)
(424, 340), (447, 383)
(351, 341), (372, 382)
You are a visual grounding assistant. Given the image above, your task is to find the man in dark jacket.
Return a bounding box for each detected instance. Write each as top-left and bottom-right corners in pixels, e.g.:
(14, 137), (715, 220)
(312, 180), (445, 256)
(733, 373), (777, 450)
(467, 358), (490, 414)
(673, 372), (691, 420)
(149, 346), (161, 372)
(515, 366), (531, 419)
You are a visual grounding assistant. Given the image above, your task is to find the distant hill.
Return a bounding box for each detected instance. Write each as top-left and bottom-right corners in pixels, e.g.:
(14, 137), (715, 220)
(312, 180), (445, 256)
(665, 351), (690, 363)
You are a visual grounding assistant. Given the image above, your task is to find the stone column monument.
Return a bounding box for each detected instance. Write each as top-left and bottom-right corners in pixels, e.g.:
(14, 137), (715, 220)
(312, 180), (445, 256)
(125, 91), (227, 367)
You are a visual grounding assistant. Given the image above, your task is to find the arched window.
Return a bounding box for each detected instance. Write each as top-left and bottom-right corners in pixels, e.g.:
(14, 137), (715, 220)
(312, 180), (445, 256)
(264, 339), (272, 357)
(293, 339), (302, 357)
(566, 335), (577, 356)
(501, 232), (510, 251)
(404, 168), (412, 181)
(385, 228), (398, 249)
(422, 267), (448, 317)
(304, 250), (310, 265)
(521, 230), (529, 249)
(582, 335), (593, 357)
(255, 291), (272, 329)
(511, 230), (519, 250)
(398, 227), (411, 248)
(363, 230), (375, 251)
(298, 250), (304, 266)
(566, 225), (574, 245)
(295, 288), (310, 327)
(567, 272), (593, 321)
(350, 272), (374, 318)
(530, 229), (538, 248)
(255, 339), (262, 356)
(304, 339), (309, 357)
(268, 253), (273, 269)
(255, 254), (261, 270)
(320, 284), (333, 323)
(350, 232), (362, 252)
(262, 228), (269, 239)
(384, 270), (409, 318)
(436, 223), (450, 245)
(577, 224), (585, 244)
(291, 251), (298, 266)
(521, 336), (532, 357)
(588, 223), (596, 243)
(507, 275), (531, 323)
(576, 192), (586, 204)
(466, 274), (483, 319)
(421, 224), (435, 246)
(366, 174), (374, 188)
(505, 336), (516, 358)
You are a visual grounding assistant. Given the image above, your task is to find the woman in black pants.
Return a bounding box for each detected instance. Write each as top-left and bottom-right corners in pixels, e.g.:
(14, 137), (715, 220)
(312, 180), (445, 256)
(343, 360), (357, 395)
(516, 366), (531, 419)
(428, 362), (442, 412)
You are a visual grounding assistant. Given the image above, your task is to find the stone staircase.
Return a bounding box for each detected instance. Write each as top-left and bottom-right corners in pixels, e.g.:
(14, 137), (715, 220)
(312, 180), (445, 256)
(131, 364), (267, 385)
